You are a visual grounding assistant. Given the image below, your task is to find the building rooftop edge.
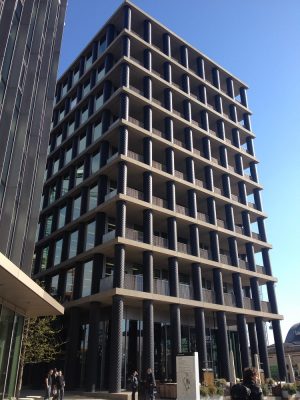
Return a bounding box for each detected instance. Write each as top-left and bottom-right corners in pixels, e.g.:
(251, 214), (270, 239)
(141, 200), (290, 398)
(58, 0), (249, 89)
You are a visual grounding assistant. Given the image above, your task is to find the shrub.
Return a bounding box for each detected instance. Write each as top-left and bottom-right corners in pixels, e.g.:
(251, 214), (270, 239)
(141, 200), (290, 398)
(200, 386), (209, 397)
(282, 383), (297, 395)
(207, 385), (217, 396)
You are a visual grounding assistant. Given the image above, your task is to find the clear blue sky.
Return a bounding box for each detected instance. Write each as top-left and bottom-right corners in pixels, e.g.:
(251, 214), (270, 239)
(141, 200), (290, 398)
(58, 0), (300, 342)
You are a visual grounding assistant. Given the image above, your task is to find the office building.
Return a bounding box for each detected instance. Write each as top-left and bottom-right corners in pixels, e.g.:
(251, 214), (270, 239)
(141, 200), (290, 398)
(0, 1), (66, 398)
(33, 0), (286, 392)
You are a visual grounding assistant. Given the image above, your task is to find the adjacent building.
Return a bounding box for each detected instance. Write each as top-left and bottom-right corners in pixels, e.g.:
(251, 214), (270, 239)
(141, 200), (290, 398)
(33, 0), (287, 392)
(0, 1), (66, 398)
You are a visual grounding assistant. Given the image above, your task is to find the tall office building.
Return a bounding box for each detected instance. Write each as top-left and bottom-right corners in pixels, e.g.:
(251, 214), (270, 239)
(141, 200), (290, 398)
(33, 0), (286, 392)
(0, 1), (66, 398)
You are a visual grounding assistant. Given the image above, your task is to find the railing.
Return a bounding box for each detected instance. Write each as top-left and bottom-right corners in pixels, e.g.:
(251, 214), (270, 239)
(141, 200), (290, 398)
(217, 219), (226, 229)
(179, 283), (194, 299)
(247, 201), (256, 209)
(128, 116), (143, 127)
(235, 225), (243, 235)
(102, 230), (116, 243)
(252, 232), (261, 241)
(153, 235), (168, 248)
(214, 186), (222, 195)
(220, 254), (230, 265)
(200, 248), (210, 260)
(173, 138), (183, 147)
(195, 178), (204, 188)
(231, 193), (239, 202)
(152, 195), (167, 208)
(244, 297), (254, 310)
(203, 288), (215, 303)
(152, 127), (163, 137)
(238, 259), (248, 269)
(211, 156), (219, 165)
(152, 97), (163, 106)
(174, 169), (185, 179)
(99, 275), (113, 291)
(177, 241), (191, 254)
(176, 204), (189, 216)
(152, 160), (165, 171)
(261, 301), (271, 313)
(129, 85), (143, 95)
(228, 165), (235, 172)
(224, 292), (236, 307)
(104, 189), (117, 201)
(124, 274), (143, 291)
(197, 212), (209, 222)
(256, 265), (266, 274)
(125, 228), (143, 242)
(153, 278), (170, 296)
(193, 148), (201, 157)
(127, 187), (144, 201)
(127, 149), (143, 162)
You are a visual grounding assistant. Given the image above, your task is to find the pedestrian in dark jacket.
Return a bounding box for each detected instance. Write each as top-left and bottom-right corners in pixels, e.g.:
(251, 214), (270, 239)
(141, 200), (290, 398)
(243, 368), (263, 400)
(54, 370), (65, 400)
(145, 368), (155, 400)
(131, 370), (139, 400)
(44, 369), (53, 400)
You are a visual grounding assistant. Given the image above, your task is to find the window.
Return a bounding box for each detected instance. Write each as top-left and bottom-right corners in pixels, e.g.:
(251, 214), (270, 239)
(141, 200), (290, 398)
(50, 275), (59, 296)
(61, 174), (70, 195)
(85, 52), (93, 71)
(75, 163), (84, 185)
(105, 258), (114, 276)
(73, 66), (80, 85)
(58, 107), (65, 122)
(85, 220), (96, 251)
(72, 196), (81, 220)
(40, 246), (49, 271)
(81, 105), (89, 124)
(67, 119), (75, 136)
(78, 133), (86, 154)
(96, 64), (105, 82)
(91, 151), (100, 174)
(48, 184), (56, 204)
(52, 157), (60, 175)
(99, 36), (106, 54)
(45, 214), (53, 236)
(69, 230), (78, 258)
(56, 133), (62, 148)
(64, 268), (75, 301)
(88, 184), (98, 210)
(95, 90), (104, 110)
(58, 205), (66, 229)
(82, 79), (90, 97)
(81, 260), (93, 297)
(64, 146), (72, 165)
(54, 238), (63, 265)
(93, 120), (102, 141)
(61, 80), (68, 97)
(70, 95), (77, 110)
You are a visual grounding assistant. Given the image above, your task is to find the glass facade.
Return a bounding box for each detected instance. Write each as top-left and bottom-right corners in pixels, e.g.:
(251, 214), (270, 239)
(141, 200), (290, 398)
(0, 305), (24, 400)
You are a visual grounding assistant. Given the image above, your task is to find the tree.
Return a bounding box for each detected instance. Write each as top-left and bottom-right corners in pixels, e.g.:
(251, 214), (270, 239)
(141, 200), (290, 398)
(16, 316), (64, 398)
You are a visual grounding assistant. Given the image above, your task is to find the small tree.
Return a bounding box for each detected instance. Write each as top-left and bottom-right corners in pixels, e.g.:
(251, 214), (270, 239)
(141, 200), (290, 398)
(16, 316), (64, 398)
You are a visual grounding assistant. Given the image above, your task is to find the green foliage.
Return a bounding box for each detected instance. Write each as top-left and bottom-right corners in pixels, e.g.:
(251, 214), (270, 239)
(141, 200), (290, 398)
(282, 383), (297, 395)
(21, 316), (64, 364)
(200, 385), (209, 397)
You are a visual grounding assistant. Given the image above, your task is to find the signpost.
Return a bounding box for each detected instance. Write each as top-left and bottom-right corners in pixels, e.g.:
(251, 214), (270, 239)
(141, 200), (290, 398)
(176, 352), (200, 400)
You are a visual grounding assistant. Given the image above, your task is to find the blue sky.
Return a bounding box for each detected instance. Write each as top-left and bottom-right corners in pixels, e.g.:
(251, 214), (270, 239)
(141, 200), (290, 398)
(58, 0), (300, 342)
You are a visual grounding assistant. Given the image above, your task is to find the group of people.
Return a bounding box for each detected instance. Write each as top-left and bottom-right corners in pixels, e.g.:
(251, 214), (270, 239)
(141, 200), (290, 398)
(131, 368), (155, 400)
(131, 366), (262, 400)
(45, 369), (65, 400)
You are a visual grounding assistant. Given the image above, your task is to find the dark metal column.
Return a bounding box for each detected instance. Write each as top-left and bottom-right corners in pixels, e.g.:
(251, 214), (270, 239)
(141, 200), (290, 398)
(248, 322), (259, 366)
(143, 299), (155, 375)
(65, 307), (81, 389)
(143, 251), (153, 293)
(109, 295), (124, 393)
(113, 244), (125, 289)
(85, 302), (101, 391)
(255, 317), (271, 378)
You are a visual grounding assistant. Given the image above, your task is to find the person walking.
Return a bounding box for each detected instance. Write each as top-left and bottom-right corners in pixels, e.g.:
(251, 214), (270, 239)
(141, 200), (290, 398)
(131, 370), (139, 400)
(231, 367), (263, 400)
(145, 368), (155, 400)
(54, 370), (65, 400)
(44, 369), (53, 400)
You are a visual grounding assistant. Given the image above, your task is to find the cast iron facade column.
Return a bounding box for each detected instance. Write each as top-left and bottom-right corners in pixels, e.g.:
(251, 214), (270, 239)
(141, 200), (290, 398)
(211, 231), (230, 381)
(113, 244), (125, 288)
(123, 4), (131, 30)
(65, 307), (81, 388)
(248, 322), (259, 366)
(85, 302), (101, 391)
(143, 250), (153, 293)
(109, 295), (124, 392)
(142, 299), (155, 379)
(255, 317), (271, 377)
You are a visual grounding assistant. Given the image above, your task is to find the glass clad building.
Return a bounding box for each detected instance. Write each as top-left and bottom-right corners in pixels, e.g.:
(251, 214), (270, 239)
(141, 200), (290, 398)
(34, 0), (286, 392)
(0, 0), (66, 398)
